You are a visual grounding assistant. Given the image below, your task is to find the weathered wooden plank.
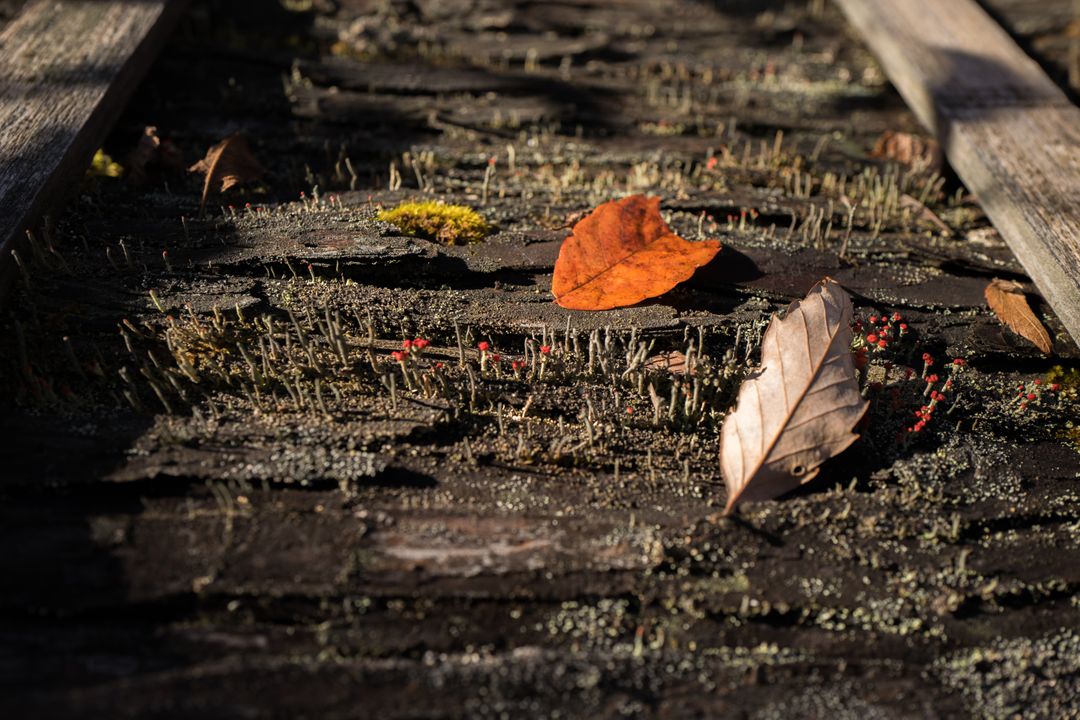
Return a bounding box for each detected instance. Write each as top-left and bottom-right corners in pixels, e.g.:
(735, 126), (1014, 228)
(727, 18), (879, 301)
(836, 0), (1080, 348)
(0, 0), (188, 295)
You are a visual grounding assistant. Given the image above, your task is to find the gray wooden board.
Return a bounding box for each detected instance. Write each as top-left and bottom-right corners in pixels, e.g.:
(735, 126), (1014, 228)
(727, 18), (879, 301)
(837, 0), (1080, 348)
(0, 0), (188, 295)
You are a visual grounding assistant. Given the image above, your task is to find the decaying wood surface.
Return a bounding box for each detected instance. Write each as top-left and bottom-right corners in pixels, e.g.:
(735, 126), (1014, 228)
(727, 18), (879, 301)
(1, 1), (1079, 717)
(0, 0), (188, 296)
(836, 0), (1080, 348)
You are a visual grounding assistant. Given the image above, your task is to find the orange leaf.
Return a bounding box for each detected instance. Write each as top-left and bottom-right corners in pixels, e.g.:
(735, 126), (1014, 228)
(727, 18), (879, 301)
(984, 278), (1053, 353)
(551, 195), (721, 310)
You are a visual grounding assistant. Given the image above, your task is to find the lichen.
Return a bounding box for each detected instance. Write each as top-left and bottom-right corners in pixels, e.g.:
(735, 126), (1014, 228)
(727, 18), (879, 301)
(1046, 366), (1080, 452)
(377, 201), (492, 245)
(931, 629), (1080, 720)
(1046, 365), (1080, 402)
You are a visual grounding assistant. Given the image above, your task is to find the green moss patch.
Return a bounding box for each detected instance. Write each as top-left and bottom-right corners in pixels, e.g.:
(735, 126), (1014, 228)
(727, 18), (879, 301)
(377, 200), (491, 245)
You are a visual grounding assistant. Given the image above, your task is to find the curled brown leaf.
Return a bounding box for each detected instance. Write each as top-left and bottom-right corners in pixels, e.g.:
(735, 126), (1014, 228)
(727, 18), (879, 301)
(984, 278), (1053, 353)
(126, 126), (184, 186)
(643, 351), (689, 375)
(899, 193), (952, 236)
(188, 134), (266, 213)
(871, 130), (941, 171)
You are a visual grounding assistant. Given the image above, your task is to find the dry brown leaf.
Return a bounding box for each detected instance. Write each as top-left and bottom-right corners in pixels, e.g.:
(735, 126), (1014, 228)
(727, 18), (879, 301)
(188, 134), (266, 213)
(984, 278), (1053, 353)
(643, 351), (690, 375)
(899, 193), (952, 236)
(126, 126), (184, 185)
(871, 130), (941, 170)
(551, 195), (722, 310)
(720, 278), (868, 513)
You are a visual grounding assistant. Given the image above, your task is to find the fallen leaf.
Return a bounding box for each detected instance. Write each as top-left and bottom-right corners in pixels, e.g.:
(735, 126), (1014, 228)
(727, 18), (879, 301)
(188, 134), (265, 213)
(644, 351), (690, 375)
(126, 126), (184, 185)
(900, 193), (952, 237)
(551, 195), (722, 310)
(720, 278), (868, 513)
(871, 130), (941, 171)
(984, 278), (1053, 353)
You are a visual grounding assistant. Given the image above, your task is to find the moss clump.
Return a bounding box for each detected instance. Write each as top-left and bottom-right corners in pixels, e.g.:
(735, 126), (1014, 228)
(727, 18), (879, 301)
(87, 149), (123, 178)
(377, 201), (491, 245)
